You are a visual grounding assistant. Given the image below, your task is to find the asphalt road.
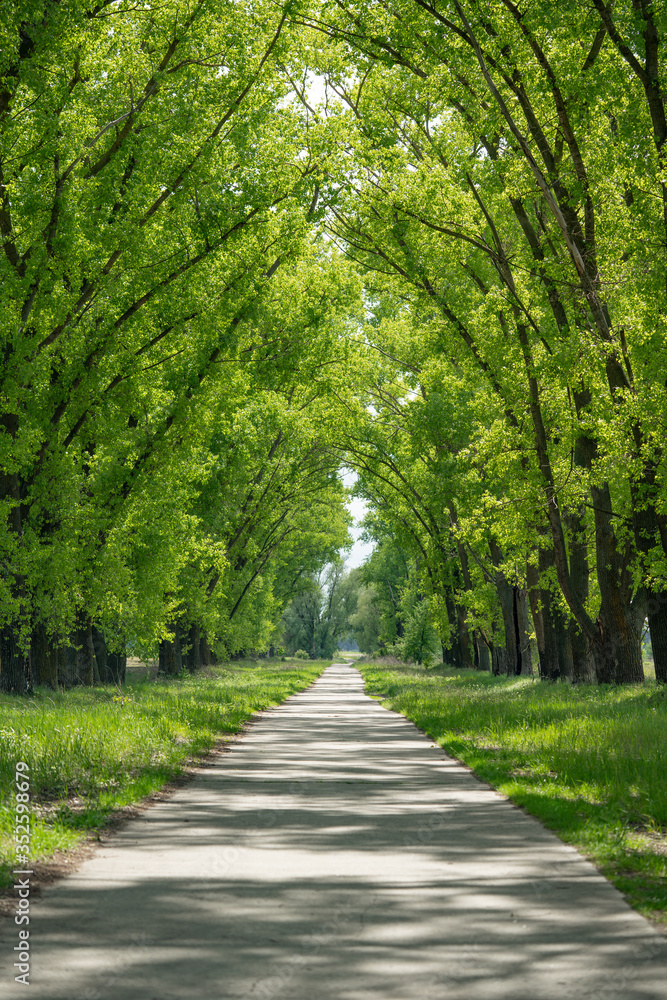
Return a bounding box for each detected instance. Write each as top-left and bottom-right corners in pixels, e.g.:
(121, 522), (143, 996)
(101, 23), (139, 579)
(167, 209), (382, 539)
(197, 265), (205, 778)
(1, 662), (666, 999)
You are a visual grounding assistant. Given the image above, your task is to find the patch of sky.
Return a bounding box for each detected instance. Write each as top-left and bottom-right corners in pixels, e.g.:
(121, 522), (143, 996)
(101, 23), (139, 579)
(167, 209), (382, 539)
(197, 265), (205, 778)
(341, 468), (375, 569)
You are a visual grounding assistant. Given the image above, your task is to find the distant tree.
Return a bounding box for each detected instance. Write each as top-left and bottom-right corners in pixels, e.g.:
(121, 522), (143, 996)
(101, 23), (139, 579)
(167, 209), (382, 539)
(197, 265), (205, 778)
(348, 584), (382, 654)
(283, 561), (353, 658)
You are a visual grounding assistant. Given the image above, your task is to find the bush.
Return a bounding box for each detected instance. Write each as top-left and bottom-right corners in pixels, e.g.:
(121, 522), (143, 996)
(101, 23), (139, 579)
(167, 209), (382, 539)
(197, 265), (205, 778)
(294, 649), (310, 659)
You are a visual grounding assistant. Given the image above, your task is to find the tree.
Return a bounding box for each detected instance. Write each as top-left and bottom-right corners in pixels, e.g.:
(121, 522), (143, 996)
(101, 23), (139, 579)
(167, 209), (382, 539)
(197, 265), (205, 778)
(297, 0), (667, 681)
(283, 561), (352, 657)
(0, 2), (359, 688)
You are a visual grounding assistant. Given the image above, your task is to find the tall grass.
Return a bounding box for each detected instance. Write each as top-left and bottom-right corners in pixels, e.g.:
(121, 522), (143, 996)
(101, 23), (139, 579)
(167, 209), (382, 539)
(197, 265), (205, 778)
(0, 659), (325, 890)
(359, 661), (667, 928)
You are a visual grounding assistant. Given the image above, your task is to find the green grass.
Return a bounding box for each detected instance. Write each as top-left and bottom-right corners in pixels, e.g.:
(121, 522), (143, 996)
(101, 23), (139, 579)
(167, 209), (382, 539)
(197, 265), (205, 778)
(0, 658), (326, 890)
(358, 659), (667, 929)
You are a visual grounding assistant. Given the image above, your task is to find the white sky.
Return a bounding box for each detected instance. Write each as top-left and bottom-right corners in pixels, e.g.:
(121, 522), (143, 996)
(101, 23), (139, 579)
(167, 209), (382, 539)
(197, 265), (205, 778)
(341, 470), (375, 569)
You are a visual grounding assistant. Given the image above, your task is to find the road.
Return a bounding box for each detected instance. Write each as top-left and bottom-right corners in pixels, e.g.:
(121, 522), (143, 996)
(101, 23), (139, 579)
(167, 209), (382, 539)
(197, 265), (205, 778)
(1, 662), (666, 999)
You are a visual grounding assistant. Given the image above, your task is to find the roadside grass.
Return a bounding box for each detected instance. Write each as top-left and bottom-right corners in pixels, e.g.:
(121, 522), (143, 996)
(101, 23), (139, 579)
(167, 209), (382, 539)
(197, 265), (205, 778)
(358, 659), (667, 930)
(0, 658), (326, 891)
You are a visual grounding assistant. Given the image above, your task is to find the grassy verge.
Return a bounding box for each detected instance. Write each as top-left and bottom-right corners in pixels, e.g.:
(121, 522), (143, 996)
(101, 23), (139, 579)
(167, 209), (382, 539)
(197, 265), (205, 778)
(0, 658), (327, 891)
(358, 658), (667, 930)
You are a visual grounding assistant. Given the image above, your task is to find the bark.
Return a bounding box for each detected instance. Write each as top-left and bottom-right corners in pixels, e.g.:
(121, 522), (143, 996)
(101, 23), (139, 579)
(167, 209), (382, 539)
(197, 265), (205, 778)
(448, 509), (475, 669)
(514, 585), (533, 676)
(492, 645), (509, 676)
(50, 644), (61, 689)
(0, 625), (30, 693)
(526, 556), (556, 680)
(591, 484), (644, 683)
(475, 632), (491, 671)
(0, 413), (31, 694)
(444, 587), (474, 669)
(539, 592), (561, 681)
(186, 623), (201, 673)
(569, 619), (595, 684)
(61, 645), (77, 687)
(31, 623), (57, 688)
(158, 638), (179, 676)
(489, 540), (517, 674)
(75, 619), (95, 686)
(456, 602), (474, 669)
(564, 488), (593, 683)
(526, 545), (564, 680)
(444, 589), (461, 667)
(553, 604), (574, 681)
(91, 626), (108, 682)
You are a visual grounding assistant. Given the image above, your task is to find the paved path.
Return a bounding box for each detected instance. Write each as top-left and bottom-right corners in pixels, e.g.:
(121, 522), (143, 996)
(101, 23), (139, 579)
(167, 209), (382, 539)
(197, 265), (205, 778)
(2, 663), (666, 999)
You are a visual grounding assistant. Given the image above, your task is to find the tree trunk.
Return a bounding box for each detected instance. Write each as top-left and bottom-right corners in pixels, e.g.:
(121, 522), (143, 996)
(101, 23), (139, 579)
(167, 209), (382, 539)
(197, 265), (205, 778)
(514, 585), (533, 676)
(0, 625), (30, 693)
(553, 604), (574, 681)
(490, 542), (517, 674)
(0, 417), (31, 694)
(200, 633), (211, 667)
(31, 623), (57, 688)
(570, 396), (644, 684)
(158, 638), (178, 676)
(476, 634), (491, 671)
(62, 645), (77, 687)
(527, 545), (564, 681)
(492, 645), (508, 676)
(569, 620), (595, 683)
(91, 626), (109, 682)
(541, 599), (561, 681)
(187, 623), (201, 673)
(456, 602), (474, 669)
(564, 499), (592, 683)
(447, 524), (476, 671)
(49, 643), (61, 690)
(591, 483), (644, 684)
(472, 630), (491, 670)
(527, 556), (562, 679)
(527, 556), (552, 679)
(76, 619), (95, 686)
(444, 589), (461, 668)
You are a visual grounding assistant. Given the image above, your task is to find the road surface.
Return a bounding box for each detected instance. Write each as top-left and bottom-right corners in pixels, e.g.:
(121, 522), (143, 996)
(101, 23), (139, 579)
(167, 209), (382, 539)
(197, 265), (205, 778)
(1, 662), (666, 999)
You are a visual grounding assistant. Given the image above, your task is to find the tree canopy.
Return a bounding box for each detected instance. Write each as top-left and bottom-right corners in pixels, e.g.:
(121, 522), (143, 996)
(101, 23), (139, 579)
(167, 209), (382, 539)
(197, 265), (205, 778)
(1, 0), (666, 688)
